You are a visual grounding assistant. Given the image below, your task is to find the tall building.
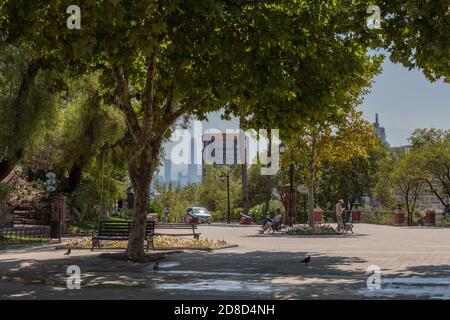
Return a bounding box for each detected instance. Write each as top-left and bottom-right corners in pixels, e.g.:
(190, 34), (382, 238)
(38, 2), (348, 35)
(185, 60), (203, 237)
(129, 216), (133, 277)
(202, 132), (246, 170)
(164, 159), (172, 185)
(373, 113), (390, 147)
(187, 137), (202, 184)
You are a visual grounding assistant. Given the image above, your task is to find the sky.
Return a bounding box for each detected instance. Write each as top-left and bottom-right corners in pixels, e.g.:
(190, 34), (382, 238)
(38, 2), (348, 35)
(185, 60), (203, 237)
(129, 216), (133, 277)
(359, 60), (450, 147)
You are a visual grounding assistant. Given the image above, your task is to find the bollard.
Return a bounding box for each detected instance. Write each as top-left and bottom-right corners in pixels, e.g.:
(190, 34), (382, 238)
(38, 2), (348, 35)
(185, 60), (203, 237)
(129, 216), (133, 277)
(394, 210), (405, 225)
(313, 207), (323, 224)
(424, 210), (435, 226)
(352, 209), (361, 223)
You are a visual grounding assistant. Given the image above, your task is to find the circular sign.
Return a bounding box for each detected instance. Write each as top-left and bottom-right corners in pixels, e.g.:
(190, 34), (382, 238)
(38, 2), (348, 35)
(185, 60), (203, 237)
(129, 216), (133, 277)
(47, 186), (56, 192)
(297, 184), (308, 194)
(46, 172), (56, 179)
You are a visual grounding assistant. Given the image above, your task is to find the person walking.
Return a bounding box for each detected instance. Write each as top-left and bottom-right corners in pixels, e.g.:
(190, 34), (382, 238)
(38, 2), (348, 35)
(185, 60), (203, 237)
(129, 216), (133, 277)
(336, 199), (345, 231)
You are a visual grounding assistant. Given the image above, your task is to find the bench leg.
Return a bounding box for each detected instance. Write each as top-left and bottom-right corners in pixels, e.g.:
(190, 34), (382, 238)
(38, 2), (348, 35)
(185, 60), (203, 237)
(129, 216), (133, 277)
(194, 234), (200, 240)
(91, 239), (99, 251)
(146, 237), (154, 252)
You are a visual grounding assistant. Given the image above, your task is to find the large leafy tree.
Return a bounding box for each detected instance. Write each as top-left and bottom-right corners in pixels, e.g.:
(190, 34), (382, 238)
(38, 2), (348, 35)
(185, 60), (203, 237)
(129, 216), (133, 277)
(0, 45), (62, 180)
(318, 144), (387, 212)
(283, 111), (380, 227)
(1, 1), (382, 257)
(390, 150), (426, 225)
(1, 1), (303, 258)
(410, 129), (450, 214)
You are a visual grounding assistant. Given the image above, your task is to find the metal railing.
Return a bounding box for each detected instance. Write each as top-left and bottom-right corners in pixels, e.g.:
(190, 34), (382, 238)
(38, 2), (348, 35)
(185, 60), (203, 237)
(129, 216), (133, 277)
(0, 225), (50, 240)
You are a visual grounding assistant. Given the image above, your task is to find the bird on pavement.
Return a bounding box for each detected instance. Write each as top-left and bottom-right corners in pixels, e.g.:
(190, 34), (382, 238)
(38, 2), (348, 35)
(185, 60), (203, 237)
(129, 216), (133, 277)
(153, 262), (159, 271)
(64, 248), (71, 256)
(300, 256), (311, 264)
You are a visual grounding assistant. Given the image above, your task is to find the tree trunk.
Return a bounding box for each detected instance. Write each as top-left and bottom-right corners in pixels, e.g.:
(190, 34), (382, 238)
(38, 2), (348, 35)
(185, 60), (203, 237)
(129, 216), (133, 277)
(67, 160), (83, 193)
(0, 160), (14, 181)
(307, 133), (318, 228)
(307, 180), (314, 227)
(239, 106), (249, 215)
(126, 145), (157, 259)
(265, 128), (272, 213)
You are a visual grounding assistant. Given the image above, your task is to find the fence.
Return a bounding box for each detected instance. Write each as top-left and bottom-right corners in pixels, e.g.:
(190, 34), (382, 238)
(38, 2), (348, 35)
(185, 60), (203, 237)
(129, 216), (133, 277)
(0, 225), (51, 240)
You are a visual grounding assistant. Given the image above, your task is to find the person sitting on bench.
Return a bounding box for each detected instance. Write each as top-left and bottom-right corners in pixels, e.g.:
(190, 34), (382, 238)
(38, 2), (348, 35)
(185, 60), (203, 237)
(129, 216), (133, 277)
(261, 213), (272, 229)
(259, 209), (283, 233)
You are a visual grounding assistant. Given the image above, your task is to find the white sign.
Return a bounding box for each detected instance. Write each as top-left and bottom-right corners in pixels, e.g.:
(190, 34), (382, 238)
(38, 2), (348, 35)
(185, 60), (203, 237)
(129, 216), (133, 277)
(297, 184), (308, 194)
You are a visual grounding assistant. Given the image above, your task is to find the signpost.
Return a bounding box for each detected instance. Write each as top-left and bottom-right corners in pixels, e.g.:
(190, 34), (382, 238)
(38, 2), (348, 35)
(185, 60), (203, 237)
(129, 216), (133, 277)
(46, 172), (64, 243)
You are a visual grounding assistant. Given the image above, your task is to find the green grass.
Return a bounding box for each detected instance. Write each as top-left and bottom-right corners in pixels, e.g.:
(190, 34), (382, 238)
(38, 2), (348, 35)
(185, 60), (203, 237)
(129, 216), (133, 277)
(67, 221), (99, 234)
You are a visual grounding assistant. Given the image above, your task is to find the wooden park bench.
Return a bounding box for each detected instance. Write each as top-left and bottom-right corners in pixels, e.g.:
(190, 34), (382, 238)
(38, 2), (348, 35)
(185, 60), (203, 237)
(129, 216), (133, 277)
(155, 223), (201, 240)
(91, 220), (155, 251)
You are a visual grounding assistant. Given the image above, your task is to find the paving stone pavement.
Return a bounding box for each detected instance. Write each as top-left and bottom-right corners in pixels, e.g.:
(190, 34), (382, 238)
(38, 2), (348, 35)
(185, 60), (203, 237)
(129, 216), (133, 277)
(1, 223), (450, 299)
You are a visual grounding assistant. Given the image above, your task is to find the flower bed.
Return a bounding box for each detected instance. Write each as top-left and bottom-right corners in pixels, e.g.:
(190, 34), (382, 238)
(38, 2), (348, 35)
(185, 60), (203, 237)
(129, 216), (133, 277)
(286, 224), (338, 235)
(65, 235), (236, 251)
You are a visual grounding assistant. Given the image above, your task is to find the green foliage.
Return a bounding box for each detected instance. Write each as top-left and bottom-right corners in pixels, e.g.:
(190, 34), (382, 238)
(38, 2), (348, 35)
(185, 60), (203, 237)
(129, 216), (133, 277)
(378, 0), (450, 82)
(0, 45), (61, 177)
(0, 181), (12, 201)
(318, 144), (387, 211)
(111, 209), (134, 220)
(197, 165), (241, 219)
(248, 200), (285, 223)
(148, 201), (163, 214)
(364, 211), (395, 225)
(409, 129), (450, 212)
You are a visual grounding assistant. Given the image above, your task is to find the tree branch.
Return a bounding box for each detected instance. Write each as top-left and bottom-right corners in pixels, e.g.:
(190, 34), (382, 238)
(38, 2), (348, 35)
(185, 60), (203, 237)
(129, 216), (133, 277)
(111, 66), (140, 143)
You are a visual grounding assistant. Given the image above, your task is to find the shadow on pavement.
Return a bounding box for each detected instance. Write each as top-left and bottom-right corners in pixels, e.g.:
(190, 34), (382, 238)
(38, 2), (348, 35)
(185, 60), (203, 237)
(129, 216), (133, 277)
(0, 248), (372, 299)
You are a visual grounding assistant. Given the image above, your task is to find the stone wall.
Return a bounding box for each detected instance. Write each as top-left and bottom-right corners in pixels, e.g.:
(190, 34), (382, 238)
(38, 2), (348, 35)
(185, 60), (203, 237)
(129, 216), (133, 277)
(0, 202), (14, 227)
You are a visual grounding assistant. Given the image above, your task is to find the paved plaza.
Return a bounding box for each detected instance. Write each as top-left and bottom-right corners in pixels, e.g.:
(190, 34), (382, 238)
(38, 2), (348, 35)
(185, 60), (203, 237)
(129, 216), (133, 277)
(1, 223), (450, 299)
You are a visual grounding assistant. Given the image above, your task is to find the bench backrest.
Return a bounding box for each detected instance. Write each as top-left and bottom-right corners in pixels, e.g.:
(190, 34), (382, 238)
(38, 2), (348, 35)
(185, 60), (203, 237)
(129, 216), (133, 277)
(98, 220), (155, 238)
(156, 223), (197, 229)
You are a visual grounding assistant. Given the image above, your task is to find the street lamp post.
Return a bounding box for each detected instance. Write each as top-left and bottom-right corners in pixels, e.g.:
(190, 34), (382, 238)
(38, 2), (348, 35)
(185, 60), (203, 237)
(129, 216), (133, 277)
(289, 156), (294, 226)
(279, 142), (295, 226)
(220, 172), (231, 224)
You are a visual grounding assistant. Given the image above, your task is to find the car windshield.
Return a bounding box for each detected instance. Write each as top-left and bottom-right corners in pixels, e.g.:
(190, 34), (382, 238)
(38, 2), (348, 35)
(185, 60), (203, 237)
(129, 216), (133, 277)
(193, 208), (207, 214)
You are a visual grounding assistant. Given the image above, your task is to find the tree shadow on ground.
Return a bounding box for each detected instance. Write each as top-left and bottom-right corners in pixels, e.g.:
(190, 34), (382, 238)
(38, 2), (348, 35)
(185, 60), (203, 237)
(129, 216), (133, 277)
(245, 233), (368, 239)
(0, 248), (373, 299)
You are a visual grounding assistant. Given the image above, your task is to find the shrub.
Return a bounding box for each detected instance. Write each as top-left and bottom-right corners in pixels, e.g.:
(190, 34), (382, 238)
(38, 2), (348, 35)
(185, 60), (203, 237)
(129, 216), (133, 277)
(363, 211), (394, 225)
(148, 201), (163, 214)
(248, 200), (285, 223)
(286, 224), (336, 234)
(111, 208), (133, 220)
(0, 182), (13, 202)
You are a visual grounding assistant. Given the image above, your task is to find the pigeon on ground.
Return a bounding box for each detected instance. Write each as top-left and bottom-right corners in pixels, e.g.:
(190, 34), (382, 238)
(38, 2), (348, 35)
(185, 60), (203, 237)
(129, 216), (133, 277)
(300, 256), (311, 264)
(64, 248), (71, 256)
(153, 262), (159, 271)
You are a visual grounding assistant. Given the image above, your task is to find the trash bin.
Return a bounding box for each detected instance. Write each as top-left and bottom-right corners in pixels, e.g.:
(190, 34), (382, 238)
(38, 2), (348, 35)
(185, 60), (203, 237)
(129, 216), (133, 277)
(313, 208), (323, 224)
(352, 210), (361, 223)
(394, 211), (405, 225)
(425, 210), (435, 226)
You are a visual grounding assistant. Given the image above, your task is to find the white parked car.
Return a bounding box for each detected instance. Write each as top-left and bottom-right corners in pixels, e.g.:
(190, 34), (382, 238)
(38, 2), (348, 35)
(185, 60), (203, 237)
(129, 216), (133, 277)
(184, 207), (213, 224)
